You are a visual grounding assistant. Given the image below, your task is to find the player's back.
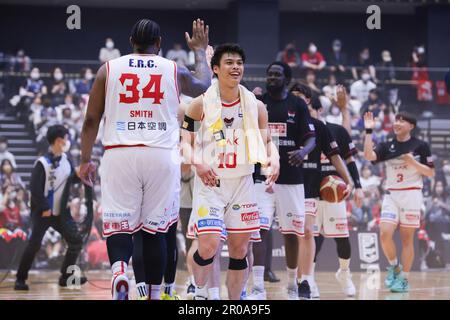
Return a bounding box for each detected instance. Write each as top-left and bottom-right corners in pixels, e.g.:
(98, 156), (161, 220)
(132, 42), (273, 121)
(103, 54), (180, 149)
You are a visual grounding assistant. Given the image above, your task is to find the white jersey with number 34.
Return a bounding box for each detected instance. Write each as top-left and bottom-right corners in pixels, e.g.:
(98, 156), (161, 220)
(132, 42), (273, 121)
(102, 54), (180, 149)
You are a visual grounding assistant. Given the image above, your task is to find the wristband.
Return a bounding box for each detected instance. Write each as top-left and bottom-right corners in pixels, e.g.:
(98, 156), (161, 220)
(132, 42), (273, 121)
(365, 128), (373, 134)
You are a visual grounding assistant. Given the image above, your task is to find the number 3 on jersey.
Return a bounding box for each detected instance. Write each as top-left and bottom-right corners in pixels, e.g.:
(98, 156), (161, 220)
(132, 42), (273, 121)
(396, 173), (404, 183)
(119, 73), (164, 104)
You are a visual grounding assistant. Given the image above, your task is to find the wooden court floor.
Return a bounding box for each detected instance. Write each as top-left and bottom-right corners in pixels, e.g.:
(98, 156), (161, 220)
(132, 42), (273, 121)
(0, 270), (449, 300)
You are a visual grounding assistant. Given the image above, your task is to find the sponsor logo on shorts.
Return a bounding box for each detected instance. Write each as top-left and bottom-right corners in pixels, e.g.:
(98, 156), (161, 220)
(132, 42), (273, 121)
(241, 203), (257, 209)
(209, 207), (220, 217)
(305, 200), (316, 209)
(405, 213), (419, 221)
(329, 217), (335, 222)
(260, 217), (269, 225)
(103, 212), (132, 219)
(335, 223), (347, 231)
(103, 222), (111, 230)
(287, 212), (293, 218)
(381, 212), (396, 220)
(241, 211), (259, 222)
(292, 220), (304, 229)
(198, 219), (222, 228)
(197, 206), (209, 218)
(233, 204), (241, 210)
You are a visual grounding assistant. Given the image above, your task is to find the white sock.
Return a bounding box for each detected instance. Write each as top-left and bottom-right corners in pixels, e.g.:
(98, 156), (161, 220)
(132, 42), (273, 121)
(338, 258), (350, 271)
(164, 282), (174, 296)
(195, 285), (208, 298)
(189, 275), (196, 286)
(252, 266), (265, 291)
(388, 258), (398, 266)
(208, 287), (220, 300)
(312, 262), (316, 278)
(401, 272), (409, 280)
(287, 267), (298, 288)
(136, 282), (148, 298)
(150, 284), (161, 300)
(111, 261), (127, 275)
(300, 274), (313, 284)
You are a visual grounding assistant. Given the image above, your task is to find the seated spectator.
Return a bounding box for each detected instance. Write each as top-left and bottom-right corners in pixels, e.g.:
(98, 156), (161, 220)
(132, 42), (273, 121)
(30, 96), (45, 130)
(9, 49), (32, 72)
(350, 68), (376, 104)
(0, 186), (28, 231)
(360, 164), (381, 195)
(74, 68), (94, 95)
(360, 88), (385, 117)
(166, 43), (189, 67)
(322, 73), (337, 100)
(99, 38), (121, 63)
(0, 137), (17, 169)
(328, 39), (347, 82)
(276, 42), (301, 68)
(301, 42), (326, 71)
(14, 67), (47, 120)
(49, 67), (68, 107)
(375, 50), (396, 84)
(379, 103), (396, 133)
(351, 47), (376, 81)
(0, 159), (24, 190)
(305, 69), (321, 95)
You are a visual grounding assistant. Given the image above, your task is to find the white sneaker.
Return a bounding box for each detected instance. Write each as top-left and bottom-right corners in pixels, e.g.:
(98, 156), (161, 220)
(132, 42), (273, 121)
(111, 272), (130, 300)
(310, 281), (320, 299)
(246, 288), (267, 300)
(287, 286), (299, 300)
(335, 269), (356, 297)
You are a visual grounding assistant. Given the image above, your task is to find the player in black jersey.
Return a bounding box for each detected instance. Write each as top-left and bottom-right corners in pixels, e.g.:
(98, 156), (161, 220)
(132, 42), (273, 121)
(291, 83), (355, 299)
(247, 62), (316, 300)
(294, 84), (364, 297)
(363, 111), (434, 293)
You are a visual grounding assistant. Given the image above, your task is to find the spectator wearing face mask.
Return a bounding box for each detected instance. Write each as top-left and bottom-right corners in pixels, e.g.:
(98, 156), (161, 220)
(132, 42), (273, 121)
(322, 73), (338, 100)
(301, 42), (326, 71)
(276, 42), (301, 68)
(13, 67), (47, 120)
(352, 47), (376, 81)
(50, 67), (68, 107)
(359, 88), (385, 117)
(99, 38), (121, 63)
(350, 68), (376, 103)
(328, 39), (347, 83)
(74, 68), (94, 95)
(0, 159), (24, 190)
(0, 137), (17, 169)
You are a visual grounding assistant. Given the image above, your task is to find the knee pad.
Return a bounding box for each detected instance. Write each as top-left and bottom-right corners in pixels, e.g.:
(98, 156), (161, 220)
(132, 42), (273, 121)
(228, 256), (248, 270)
(193, 250), (214, 266)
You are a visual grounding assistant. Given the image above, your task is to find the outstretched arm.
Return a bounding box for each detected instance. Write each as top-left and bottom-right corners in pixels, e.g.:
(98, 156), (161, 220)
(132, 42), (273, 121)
(177, 19), (212, 97)
(363, 112), (378, 161)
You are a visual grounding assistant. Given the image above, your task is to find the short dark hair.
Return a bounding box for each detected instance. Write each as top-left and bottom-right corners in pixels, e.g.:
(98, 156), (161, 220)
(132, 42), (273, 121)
(310, 94), (323, 110)
(0, 136), (7, 144)
(395, 112), (417, 127)
(266, 61), (292, 84)
(46, 125), (69, 145)
(290, 82), (312, 100)
(210, 43), (246, 75)
(130, 19), (161, 51)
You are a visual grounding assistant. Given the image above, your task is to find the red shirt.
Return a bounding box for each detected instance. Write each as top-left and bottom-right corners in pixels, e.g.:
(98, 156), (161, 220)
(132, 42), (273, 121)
(301, 52), (325, 65)
(0, 206), (22, 228)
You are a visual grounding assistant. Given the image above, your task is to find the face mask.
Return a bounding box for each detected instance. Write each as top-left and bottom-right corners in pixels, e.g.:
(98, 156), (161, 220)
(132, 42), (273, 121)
(106, 41), (114, 49)
(361, 53), (369, 60)
(375, 122), (382, 131)
(54, 72), (63, 81)
(8, 202), (15, 209)
(0, 143), (7, 152)
(417, 47), (425, 55)
(333, 45), (341, 52)
(361, 74), (371, 81)
(331, 106), (340, 116)
(309, 45), (317, 54)
(62, 140), (71, 153)
(30, 72), (40, 80)
(85, 72), (93, 81)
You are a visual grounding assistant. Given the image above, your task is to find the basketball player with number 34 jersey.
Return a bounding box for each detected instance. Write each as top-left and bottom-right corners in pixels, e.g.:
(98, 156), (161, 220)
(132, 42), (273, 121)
(364, 111), (435, 293)
(80, 18), (211, 300)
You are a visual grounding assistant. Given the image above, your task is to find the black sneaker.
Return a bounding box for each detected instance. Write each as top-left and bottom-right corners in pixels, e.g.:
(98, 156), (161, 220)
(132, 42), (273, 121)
(59, 275), (88, 287)
(298, 280), (311, 300)
(14, 279), (29, 291)
(264, 269), (280, 283)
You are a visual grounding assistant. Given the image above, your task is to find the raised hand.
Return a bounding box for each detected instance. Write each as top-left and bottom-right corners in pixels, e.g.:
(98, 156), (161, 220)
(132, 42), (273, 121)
(185, 18), (209, 51)
(363, 112), (375, 130)
(335, 85), (348, 111)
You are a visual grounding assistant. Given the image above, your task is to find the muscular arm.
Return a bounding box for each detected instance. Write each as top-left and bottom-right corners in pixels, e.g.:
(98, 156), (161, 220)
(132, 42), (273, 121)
(80, 64), (106, 163)
(177, 52), (211, 97)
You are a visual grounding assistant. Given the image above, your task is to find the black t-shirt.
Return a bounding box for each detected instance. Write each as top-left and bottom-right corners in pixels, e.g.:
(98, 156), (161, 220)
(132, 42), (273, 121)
(373, 136), (432, 165)
(303, 118), (340, 198)
(254, 93), (316, 185)
(320, 122), (357, 179)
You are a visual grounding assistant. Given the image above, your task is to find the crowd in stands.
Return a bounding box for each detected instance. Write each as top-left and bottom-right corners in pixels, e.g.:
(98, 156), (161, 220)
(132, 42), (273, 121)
(0, 38), (449, 271)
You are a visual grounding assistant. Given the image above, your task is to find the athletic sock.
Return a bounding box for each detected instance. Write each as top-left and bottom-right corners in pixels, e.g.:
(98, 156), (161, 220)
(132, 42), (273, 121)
(149, 284), (161, 300)
(401, 272), (409, 280)
(300, 274), (313, 284)
(189, 275), (196, 286)
(338, 258), (350, 271)
(111, 261), (127, 275)
(252, 266), (265, 291)
(195, 285), (208, 299)
(388, 258), (398, 267)
(208, 287), (220, 300)
(164, 282), (174, 296)
(136, 282), (148, 298)
(287, 267), (298, 288)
